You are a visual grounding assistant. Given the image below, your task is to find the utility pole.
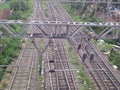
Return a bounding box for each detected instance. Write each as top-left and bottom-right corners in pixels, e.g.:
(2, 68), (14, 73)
(19, 0), (21, 19)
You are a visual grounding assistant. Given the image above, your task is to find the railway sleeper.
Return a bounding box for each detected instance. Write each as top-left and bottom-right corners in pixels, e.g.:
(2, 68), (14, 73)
(15, 72), (30, 76)
(17, 69), (31, 73)
(59, 86), (68, 90)
(59, 81), (67, 86)
(49, 60), (55, 63)
(15, 76), (28, 80)
(58, 76), (65, 80)
(49, 69), (55, 72)
(10, 86), (27, 90)
(14, 80), (28, 85)
(57, 67), (63, 70)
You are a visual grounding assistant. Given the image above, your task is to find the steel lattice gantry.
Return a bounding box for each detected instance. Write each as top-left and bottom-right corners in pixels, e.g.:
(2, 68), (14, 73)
(0, 20), (120, 75)
(0, 20), (120, 39)
(60, 0), (120, 3)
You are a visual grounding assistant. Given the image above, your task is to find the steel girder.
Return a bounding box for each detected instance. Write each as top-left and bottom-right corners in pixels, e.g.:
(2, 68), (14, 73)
(0, 20), (120, 39)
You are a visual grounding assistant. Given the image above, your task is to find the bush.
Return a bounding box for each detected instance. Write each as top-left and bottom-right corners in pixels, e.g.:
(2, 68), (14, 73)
(109, 49), (120, 69)
(104, 39), (116, 44)
(0, 68), (4, 80)
(0, 38), (21, 81)
(9, 1), (29, 11)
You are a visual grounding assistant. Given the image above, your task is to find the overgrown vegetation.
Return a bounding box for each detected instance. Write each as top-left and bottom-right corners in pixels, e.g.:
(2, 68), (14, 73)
(96, 41), (113, 52)
(40, 0), (49, 18)
(109, 49), (120, 69)
(0, 3), (10, 10)
(0, 0), (34, 81)
(61, 2), (82, 22)
(61, 2), (106, 34)
(104, 39), (116, 45)
(9, 0), (34, 20)
(95, 40), (120, 70)
(0, 38), (21, 80)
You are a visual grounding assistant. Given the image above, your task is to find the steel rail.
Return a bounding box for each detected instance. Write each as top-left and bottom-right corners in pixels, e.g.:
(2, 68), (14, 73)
(84, 37), (120, 89)
(68, 38), (104, 89)
(53, 1), (104, 89)
(79, 38), (115, 89)
(53, 0), (120, 89)
(46, 45), (55, 90)
(46, 3), (70, 87)
(50, 2), (79, 90)
(26, 41), (38, 90)
(36, 1), (60, 89)
(47, 1), (79, 87)
(8, 38), (28, 90)
(54, 39), (71, 90)
(60, 39), (79, 90)
(8, 39), (36, 90)
(48, 3), (70, 89)
(91, 60), (119, 89)
(8, 34), (37, 90)
(45, 38), (59, 90)
(70, 37), (117, 89)
(7, 0), (41, 89)
(74, 31), (120, 89)
(54, 1), (73, 22)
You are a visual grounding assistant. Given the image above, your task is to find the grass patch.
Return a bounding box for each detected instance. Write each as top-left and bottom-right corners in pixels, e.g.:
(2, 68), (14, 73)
(21, 0), (34, 20)
(61, 2), (81, 22)
(104, 39), (116, 45)
(40, 0), (48, 18)
(109, 48), (120, 69)
(95, 40), (120, 69)
(9, 0), (34, 20)
(96, 42), (113, 53)
(39, 75), (44, 90)
(40, 0), (47, 10)
(0, 38), (21, 81)
(0, 3), (10, 10)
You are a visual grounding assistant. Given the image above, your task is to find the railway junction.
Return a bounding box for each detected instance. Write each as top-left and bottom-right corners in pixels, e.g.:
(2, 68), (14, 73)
(0, 0), (120, 90)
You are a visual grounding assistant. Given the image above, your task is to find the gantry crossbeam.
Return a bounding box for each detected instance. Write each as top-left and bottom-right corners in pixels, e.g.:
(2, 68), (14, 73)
(0, 20), (120, 27)
(60, 0), (120, 4)
(0, 20), (120, 39)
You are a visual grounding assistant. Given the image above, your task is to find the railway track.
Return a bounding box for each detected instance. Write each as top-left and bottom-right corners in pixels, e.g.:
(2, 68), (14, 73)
(69, 31), (120, 90)
(2, 0), (120, 90)
(44, 38), (79, 90)
(6, 38), (38, 90)
(43, 1), (79, 90)
(51, 0), (120, 90)
(5, 0), (43, 90)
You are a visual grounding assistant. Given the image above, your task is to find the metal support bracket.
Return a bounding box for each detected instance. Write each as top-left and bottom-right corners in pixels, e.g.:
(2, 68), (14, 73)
(31, 37), (52, 75)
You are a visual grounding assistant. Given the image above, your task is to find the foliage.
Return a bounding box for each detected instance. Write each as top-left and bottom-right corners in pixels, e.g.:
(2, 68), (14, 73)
(96, 42), (113, 52)
(0, 68), (4, 81)
(0, 3), (10, 10)
(0, 0), (34, 81)
(0, 38), (21, 81)
(9, 0), (33, 20)
(9, 1), (29, 11)
(78, 70), (94, 90)
(63, 3), (106, 34)
(61, 2), (82, 22)
(70, 2), (82, 10)
(104, 39), (116, 44)
(109, 49), (120, 69)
